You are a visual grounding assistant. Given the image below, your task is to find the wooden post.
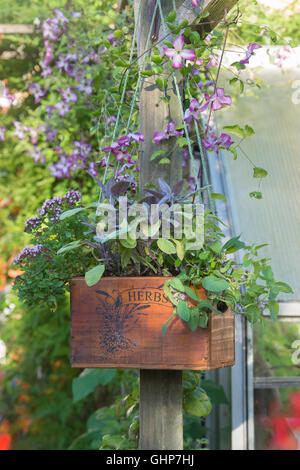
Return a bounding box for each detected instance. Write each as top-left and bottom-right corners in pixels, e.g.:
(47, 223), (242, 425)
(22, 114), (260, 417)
(134, 0), (188, 450)
(139, 370), (183, 450)
(133, 0), (238, 450)
(0, 24), (34, 34)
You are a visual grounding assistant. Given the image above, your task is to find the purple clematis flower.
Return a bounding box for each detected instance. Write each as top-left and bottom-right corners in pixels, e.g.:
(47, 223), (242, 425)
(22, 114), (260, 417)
(58, 87), (78, 103)
(54, 101), (72, 117)
(54, 9), (69, 26)
(42, 18), (61, 41)
(153, 121), (184, 143)
(13, 121), (28, 140)
(28, 82), (47, 104)
(41, 66), (52, 77)
(70, 12), (82, 18)
(76, 78), (93, 96)
(87, 161), (98, 178)
(184, 99), (203, 123)
(0, 126), (6, 142)
(191, 0), (199, 6)
(28, 147), (46, 164)
(200, 87), (232, 112)
(239, 43), (262, 65)
(203, 132), (234, 153)
(163, 35), (196, 69)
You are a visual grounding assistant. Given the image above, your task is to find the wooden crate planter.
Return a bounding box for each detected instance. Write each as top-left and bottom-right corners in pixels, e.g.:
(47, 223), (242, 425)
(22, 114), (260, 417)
(70, 276), (235, 370)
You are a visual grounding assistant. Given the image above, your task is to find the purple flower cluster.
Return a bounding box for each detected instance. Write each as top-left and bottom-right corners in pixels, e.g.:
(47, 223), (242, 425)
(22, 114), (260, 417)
(42, 8), (69, 42)
(203, 132), (234, 153)
(101, 133), (143, 172)
(13, 121), (44, 144)
(28, 147), (46, 164)
(183, 99), (203, 124)
(13, 244), (49, 265)
(28, 82), (47, 104)
(24, 190), (81, 232)
(48, 141), (94, 179)
(153, 122), (183, 143)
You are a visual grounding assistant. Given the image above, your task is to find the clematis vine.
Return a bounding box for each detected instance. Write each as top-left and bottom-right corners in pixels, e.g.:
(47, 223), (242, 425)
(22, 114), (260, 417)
(163, 35), (196, 69)
(239, 43), (262, 65)
(153, 121), (184, 143)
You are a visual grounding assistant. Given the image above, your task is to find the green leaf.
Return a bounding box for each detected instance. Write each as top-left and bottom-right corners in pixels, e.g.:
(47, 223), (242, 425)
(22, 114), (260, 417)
(85, 264), (105, 287)
(222, 235), (245, 253)
(150, 150), (165, 161)
(162, 312), (176, 336)
(101, 434), (127, 450)
(159, 157), (170, 164)
(156, 78), (167, 89)
(177, 300), (190, 322)
(261, 266), (274, 281)
(152, 55), (163, 65)
(253, 167), (268, 178)
(249, 191), (263, 199)
(72, 369), (116, 403)
(184, 286), (200, 302)
(177, 137), (188, 147)
(245, 125), (255, 136)
(57, 240), (82, 254)
(209, 240), (222, 254)
(228, 146), (238, 160)
(157, 238), (176, 255)
(198, 299), (221, 315)
(201, 380), (228, 404)
(198, 313), (208, 328)
(223, 124), (245, 139)
(211, 193), (227, 201)
(60, 207), (85, 220)
(169, 278), (185, 292)
(166, 10), (176, 22)
(183, 389), (212, 417)
(269, 300), (279, 321)
(173, 239), (184, 261)
(202, 276), (229, 293)
(275, 282), (293, 294)
(188, 307), (199, 331)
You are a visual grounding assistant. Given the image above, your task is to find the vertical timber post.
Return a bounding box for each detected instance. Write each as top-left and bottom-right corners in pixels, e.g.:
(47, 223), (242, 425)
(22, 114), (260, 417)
(134, 0), (184, 450)
(133, 0), (238, 450)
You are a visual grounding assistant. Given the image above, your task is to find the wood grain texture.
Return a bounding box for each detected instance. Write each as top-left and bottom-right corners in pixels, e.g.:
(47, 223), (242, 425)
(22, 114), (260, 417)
(139, 370), (183, 450)
(0, 24), (34, 34)
(70, 277), (235, 370)
(133, 0), (183, 192)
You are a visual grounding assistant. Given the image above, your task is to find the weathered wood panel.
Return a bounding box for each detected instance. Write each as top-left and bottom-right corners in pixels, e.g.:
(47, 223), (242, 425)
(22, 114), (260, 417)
(70, 276), (235, 369)
(0, 24), (34, 34)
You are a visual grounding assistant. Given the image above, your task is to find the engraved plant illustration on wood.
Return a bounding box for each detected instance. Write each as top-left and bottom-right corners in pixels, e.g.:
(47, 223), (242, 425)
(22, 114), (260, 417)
(96, 289), (151, 354)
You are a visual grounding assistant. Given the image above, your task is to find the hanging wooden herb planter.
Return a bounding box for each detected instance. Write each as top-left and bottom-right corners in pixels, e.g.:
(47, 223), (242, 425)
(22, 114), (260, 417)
(70, 276), (235, 370)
